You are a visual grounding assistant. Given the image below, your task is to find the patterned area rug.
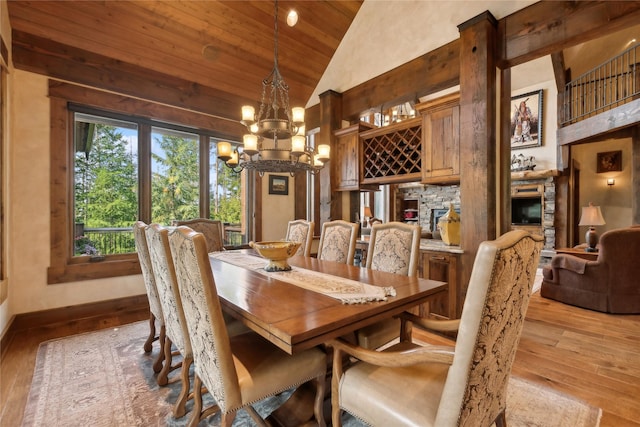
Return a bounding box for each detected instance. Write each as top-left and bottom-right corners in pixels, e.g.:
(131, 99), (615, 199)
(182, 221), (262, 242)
(22, 321), (601, 427)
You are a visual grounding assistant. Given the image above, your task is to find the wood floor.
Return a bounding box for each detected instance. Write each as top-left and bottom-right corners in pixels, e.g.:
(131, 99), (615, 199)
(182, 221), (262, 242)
(1, 293), (639, 426)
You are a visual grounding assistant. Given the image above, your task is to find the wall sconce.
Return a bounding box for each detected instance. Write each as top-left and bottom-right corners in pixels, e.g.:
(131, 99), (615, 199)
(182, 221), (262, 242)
(607, 178), (615, 186)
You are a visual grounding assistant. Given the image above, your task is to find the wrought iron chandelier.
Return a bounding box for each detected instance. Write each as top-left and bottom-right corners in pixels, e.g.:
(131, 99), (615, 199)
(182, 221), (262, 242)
(217, 0), (330, 176)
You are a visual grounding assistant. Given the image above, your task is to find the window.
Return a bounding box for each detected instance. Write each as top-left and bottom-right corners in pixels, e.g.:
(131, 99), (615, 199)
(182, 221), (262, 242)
(49, 82), (249, 283)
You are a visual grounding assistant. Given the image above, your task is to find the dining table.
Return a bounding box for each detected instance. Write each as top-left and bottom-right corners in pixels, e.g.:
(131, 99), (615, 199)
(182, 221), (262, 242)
(209, 249), (447, 355)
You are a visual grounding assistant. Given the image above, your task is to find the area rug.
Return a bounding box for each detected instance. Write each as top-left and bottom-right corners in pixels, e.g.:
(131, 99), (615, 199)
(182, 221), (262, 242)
(22, 321), (601, 427)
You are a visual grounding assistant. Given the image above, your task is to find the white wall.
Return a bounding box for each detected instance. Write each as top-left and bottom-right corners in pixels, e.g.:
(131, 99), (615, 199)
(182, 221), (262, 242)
(572, 138), (633, 235)
(260, 174), (295, 241)
(0, 0), (12, 337)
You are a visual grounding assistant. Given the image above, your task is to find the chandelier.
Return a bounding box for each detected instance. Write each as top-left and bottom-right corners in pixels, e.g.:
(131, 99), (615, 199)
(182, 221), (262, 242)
(217, 0), (330, 176)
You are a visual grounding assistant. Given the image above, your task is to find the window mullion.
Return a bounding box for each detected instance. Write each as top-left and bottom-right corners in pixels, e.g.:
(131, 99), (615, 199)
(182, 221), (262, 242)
(139, 123), (152, 222)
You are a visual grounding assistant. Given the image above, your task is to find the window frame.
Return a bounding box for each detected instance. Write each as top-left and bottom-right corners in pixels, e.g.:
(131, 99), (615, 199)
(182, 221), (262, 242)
(48, 81), (245, 283)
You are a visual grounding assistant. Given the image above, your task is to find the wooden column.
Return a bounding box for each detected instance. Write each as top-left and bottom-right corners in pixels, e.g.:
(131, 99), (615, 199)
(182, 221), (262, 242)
(457, 12), (498, 299)
(318, 90), (343, 228)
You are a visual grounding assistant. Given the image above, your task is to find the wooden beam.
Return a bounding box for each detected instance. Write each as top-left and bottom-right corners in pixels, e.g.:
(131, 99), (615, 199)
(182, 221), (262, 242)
(557, 98), (640, 145)
(498, 1), (640, 68)
(12, 30), (246, 128)
(633, 126), (640, 225)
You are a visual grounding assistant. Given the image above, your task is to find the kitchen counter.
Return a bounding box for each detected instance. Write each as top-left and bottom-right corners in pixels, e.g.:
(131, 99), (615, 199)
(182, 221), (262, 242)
(356, 236), (463, 254)
(420, 238), (463, 254)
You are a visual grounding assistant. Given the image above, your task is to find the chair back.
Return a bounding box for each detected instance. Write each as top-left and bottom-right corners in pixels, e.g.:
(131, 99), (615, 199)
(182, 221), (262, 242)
(365, 222), (421, 277)
(317, 220), (359, 265)
(132, 221), (164, 323)
(173, 218), (225, 252)
(435, 230), (542, 426)
(169, 226), (241, 411)
(145, 224), (191, 357)
(286, 220), (314, 257)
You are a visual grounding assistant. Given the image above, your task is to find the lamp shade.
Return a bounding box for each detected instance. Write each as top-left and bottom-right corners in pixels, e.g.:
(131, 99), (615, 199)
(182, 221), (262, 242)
(578, 203), (605, 226)
(363, 206), (373, 218)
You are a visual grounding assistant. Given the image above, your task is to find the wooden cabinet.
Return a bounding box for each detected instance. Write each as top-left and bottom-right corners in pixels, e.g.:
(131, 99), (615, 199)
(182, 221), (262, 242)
(417, 93), (460, 184)
(419, 250), (459, 319)
(360, 117), (422, 184)
(333, 122), (378, 191)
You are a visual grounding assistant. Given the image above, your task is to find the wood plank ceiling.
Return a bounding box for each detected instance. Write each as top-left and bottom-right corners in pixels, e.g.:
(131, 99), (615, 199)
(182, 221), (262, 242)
(7, 0), (362, 125)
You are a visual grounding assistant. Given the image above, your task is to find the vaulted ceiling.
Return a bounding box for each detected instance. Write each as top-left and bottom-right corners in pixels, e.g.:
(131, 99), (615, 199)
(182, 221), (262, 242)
(7, 0), (362, 123)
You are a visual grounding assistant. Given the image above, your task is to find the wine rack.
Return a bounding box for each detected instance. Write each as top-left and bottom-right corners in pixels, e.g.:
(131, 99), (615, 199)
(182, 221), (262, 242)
(360, 117), (422, 183)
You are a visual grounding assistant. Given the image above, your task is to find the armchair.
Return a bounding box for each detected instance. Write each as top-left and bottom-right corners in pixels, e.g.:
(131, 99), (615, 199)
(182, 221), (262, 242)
(330, 230), (543, 427)
(541, 226), (640, 313)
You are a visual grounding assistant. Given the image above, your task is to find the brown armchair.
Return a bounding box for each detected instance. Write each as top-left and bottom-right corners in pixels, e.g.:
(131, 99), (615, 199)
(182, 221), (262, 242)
(541, 226), (640, 313)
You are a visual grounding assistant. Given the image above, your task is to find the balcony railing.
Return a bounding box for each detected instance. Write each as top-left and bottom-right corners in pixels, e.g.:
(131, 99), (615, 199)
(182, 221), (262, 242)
(560, 43), (639, 125)
(76, 224), (246, 256)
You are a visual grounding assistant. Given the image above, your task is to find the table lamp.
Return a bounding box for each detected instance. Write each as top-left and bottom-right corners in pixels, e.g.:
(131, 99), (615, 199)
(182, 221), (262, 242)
(363, 206), (373, 227)
(578, 202), (605, 252)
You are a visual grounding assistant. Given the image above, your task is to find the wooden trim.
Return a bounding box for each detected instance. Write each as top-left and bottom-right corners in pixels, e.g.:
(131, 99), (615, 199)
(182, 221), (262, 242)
(7, 294), (149, 333)
(12, 30), (246, 132)
(557, 98), (640, 145)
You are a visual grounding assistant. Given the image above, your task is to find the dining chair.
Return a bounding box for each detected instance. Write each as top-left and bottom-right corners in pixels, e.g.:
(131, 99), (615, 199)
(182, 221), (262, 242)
(316, 220), (359, 265)
(330, 230), (543, 427)
(145, 223), (193, 418)
(172, 218), (225, 252)
(355, 221), (421, 350)
(132, 221), (165, 374)
(285, 219), (315, 257)
(169, 226), (327, 427)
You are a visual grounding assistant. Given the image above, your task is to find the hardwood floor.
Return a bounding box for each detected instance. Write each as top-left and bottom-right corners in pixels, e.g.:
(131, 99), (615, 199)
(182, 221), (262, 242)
(1, 293), (639, 426)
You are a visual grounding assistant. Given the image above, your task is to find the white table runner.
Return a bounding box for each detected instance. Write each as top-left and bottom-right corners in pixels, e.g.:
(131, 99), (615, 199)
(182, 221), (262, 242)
(210, 251), (396, 304)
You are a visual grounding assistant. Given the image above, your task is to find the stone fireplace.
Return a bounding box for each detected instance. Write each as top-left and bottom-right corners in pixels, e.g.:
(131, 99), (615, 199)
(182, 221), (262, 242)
(511, 169), (558, 264)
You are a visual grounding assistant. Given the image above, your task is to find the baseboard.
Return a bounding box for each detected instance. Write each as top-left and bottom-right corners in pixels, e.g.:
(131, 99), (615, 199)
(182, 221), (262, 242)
(8, 294), (149, 332)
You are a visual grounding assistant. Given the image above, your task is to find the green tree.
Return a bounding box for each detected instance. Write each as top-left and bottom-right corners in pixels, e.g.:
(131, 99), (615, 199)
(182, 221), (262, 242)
(151, 133), (200, 224)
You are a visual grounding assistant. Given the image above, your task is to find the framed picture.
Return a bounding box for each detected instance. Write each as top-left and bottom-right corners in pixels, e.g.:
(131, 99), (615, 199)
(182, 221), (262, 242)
(268, 174), (289, 195)
(597, 150), (622, 173)
(510, 89), (543, 149)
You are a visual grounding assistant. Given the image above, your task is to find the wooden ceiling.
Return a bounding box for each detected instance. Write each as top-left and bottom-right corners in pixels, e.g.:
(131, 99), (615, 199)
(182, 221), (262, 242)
(7, 1), (362, 123)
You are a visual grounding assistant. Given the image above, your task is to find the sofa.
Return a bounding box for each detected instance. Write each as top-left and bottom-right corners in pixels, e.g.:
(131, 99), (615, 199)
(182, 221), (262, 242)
(541, 226), (640, 313)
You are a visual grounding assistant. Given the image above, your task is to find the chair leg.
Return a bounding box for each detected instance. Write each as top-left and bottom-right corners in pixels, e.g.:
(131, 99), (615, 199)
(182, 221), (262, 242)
(495, 409), (507, 427)
(157, 336), (173, 386)
(331, 348), (344, 427)
(173, 356), (193, 418)
(152, 324), (166, 373)
(187, 375), (204, 427)
(144, 314), (156, 353)
(313, 373), (327, 427)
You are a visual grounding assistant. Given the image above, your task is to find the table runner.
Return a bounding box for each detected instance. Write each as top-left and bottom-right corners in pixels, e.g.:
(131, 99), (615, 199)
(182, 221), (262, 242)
(210, 251), (396, 304)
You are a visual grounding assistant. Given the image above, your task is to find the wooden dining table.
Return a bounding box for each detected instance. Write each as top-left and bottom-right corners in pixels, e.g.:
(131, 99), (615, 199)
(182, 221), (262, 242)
(208, 250), (447, 426)
(209, 250), (447, 354)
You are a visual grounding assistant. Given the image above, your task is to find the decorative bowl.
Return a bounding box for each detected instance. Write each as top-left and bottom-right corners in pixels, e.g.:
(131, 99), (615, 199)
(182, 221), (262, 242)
(249, 240), (301, 272)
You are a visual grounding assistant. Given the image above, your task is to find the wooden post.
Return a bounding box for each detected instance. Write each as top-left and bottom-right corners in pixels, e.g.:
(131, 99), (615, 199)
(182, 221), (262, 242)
(457, 12), (499, 304)
(318, 90), (343, 229)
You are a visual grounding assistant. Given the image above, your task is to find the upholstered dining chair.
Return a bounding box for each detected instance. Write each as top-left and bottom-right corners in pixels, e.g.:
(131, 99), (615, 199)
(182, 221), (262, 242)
(355, 221), (421, 350)
(330, 230), (543, 427)
(145, 223), (193, 418)
(169, 226), (327, 427)
(285, 219), (315, 257)
(132, 221), (165, 374)
(317, 220), (360, 265)
(172, 218), (225, 252)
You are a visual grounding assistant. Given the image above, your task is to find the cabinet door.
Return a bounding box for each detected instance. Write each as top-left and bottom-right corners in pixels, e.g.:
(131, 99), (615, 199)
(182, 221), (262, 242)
(419, 251), (458, 319)
(421, 104), (460, 184)
(335, 130), (359, 191)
